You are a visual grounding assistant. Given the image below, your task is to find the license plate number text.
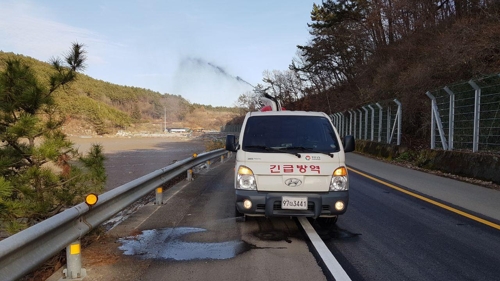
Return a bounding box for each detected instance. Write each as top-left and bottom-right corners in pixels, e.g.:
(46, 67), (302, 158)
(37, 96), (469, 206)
(281, 196), (308, 210)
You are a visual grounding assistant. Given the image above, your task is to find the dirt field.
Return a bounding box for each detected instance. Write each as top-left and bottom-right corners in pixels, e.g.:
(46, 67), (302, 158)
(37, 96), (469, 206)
(70, 136), (206, 190)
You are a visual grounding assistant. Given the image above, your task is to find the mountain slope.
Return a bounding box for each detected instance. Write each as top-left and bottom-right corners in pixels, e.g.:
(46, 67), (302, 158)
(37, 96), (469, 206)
(0, 51), (241, 135)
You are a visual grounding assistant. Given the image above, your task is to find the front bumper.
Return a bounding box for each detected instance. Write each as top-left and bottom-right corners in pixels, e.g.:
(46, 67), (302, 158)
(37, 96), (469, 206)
(235, 190), (349, 219)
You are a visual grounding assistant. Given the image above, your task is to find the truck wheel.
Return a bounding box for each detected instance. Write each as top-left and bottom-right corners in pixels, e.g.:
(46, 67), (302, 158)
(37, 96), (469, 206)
(235, 206), (246, 222)
(317, 217), (337, 229)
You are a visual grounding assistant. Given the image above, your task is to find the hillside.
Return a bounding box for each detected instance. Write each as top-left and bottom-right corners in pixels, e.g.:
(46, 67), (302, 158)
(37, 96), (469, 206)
(253, 2), (500, 148)
(0, 51), (241, 135)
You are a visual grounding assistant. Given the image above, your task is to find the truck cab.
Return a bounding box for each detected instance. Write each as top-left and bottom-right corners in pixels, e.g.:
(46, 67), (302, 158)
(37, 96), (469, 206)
(226, 96), (355, 227)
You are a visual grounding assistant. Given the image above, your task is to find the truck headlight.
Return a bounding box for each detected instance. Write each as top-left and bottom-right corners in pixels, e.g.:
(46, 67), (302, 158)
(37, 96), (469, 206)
(330, 167), (348, 191)
(237, 166), (257, 190)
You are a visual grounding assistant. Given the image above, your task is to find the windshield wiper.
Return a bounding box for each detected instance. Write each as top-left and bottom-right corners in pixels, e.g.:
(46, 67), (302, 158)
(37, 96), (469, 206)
(244, 145), (301, 158)
(283, 146), (334, 158)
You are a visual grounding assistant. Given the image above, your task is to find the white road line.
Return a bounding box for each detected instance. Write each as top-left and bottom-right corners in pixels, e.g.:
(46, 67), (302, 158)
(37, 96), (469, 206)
(298, 217), (352, 281)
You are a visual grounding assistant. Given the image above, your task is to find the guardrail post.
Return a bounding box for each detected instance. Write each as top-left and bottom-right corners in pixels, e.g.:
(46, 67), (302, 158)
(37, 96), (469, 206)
(336, 113), (340, 136)
(155, 187), (163, 205)
(348, 111), (353, 136)
(376, 103), (383, 142)
(336, 114), (341, 135)
(387, 105), (391, 144)
(363, 106), (369, 140)
(340, 113), (343, 136)
(187, 169), (193, 181)
(444, 86), (455, 150)
(368, 105), (375, 141)
(62, 240), (86, 280)
(339, 113), (344, 137)
(357, 109), (363, 139)
(352, 110), (357, 138)
(426, 91), (448, 150)
(469, 80), (481, 152)
(393, 99), (402, 146)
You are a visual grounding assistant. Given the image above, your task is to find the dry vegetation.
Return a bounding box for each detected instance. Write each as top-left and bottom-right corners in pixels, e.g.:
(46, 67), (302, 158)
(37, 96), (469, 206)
(248, 1), (500, 149)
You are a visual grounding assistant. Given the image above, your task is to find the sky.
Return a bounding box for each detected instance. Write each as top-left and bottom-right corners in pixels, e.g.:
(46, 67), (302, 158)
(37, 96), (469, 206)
(0, 0), (319, 107)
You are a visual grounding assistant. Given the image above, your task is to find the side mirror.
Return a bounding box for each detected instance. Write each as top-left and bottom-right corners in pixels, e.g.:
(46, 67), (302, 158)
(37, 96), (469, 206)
(343, 135), (355, 153)
(226, 135), (238, 152)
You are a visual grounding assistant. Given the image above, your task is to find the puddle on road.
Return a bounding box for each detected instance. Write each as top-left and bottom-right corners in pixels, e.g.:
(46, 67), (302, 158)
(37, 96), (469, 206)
(118, 227), (253, 261)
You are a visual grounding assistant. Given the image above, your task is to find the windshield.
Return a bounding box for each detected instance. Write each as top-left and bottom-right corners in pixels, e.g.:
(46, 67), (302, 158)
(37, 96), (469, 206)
(242, 115), (340, 154)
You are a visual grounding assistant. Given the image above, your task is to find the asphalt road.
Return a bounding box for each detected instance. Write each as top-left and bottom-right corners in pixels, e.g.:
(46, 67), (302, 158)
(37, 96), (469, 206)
(322, 171), (500, 280)
(71, 157), (327, 281)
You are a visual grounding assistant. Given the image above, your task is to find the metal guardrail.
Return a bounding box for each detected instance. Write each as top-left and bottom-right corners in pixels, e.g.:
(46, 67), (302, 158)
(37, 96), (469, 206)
(331, 99), (402, 145)
(426, 74), (500, 152)
(330, 74), (500, 153)
(0, 148), (229, 281)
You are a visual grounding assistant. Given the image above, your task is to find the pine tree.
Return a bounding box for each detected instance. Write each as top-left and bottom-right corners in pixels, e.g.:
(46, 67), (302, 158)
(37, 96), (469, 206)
(0, 43), (106, 235)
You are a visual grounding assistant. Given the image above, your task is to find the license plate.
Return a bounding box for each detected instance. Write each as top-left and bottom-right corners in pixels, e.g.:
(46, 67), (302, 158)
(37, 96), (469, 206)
(281, 196), (308, 210)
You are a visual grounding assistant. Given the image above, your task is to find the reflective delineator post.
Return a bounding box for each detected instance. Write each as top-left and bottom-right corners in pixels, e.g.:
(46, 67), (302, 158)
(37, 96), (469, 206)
(221, 155), (225, 163)
(155, 187), (163, 205)
(206, 160), (211, 169)
(62, 240), (86, 280)
(187, 169), (193, 181)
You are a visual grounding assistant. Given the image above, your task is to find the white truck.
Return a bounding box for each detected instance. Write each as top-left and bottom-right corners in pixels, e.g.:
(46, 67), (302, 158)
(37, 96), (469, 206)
(225, 95), (355, 227)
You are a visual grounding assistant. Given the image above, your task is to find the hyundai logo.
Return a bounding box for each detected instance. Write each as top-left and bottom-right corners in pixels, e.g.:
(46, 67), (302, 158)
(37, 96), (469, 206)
(285, 178), (302, 187)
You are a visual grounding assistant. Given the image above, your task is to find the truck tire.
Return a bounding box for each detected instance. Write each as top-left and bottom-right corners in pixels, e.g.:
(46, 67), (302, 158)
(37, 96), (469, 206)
(235, 205), (246, 222)
(317, 216), (337, 229)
